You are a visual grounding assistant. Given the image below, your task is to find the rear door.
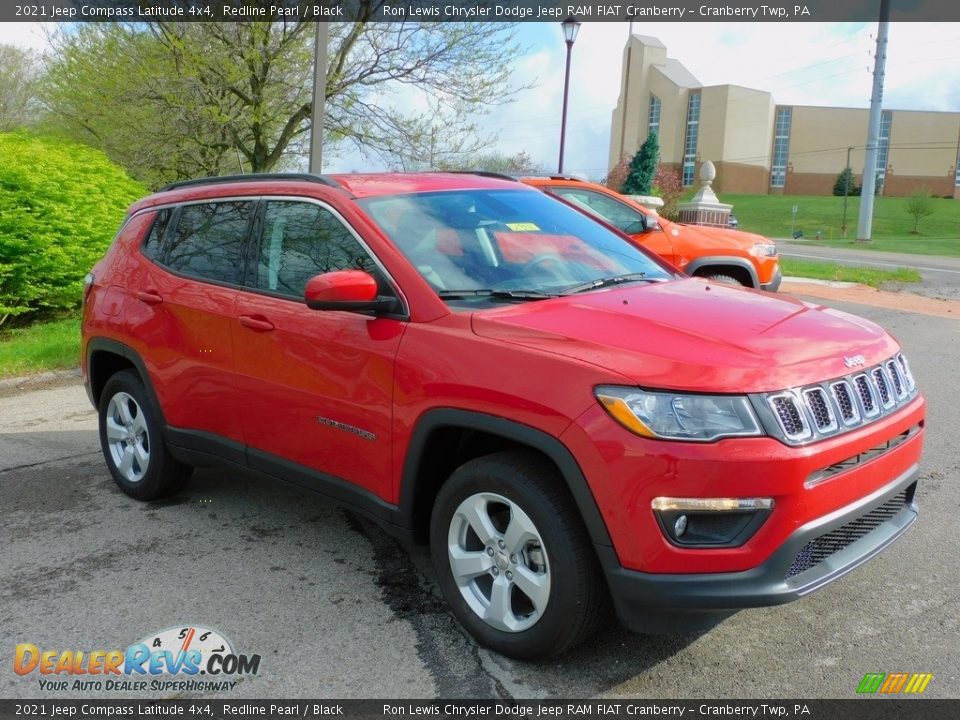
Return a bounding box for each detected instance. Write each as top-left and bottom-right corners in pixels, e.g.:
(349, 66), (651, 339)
(232, 198), (406, 501)
(132, 200), (254, 448)
(547, 186), (677, 266)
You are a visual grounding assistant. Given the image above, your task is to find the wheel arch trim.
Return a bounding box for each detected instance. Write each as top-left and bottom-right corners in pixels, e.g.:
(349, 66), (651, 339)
(399, 408), (613, 548)
(686, 256), (760, 288)
(86, 338), (166, 425)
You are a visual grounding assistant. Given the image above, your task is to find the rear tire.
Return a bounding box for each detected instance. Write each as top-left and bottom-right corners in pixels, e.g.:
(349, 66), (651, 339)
(430, 450), (606, 659)
(98, 370), (191, 500)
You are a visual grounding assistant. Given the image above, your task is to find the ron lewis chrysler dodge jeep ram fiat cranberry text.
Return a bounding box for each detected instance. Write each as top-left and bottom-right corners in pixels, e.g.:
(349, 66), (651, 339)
(82, 172), (924, 659)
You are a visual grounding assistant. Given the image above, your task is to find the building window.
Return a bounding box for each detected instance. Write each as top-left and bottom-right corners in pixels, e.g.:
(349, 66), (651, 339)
(648, 94), (661, 138)
(956, 146), (960, 186)
(876, 111), (892, 189)
(682, 92), (700, 186)
(770, 106), (792, 188)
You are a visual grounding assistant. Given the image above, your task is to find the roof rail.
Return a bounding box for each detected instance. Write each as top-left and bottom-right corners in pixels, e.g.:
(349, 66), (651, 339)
(159, 173), (342, 192)
(428, 170), (519, 182)
(548, 175), (586, 182)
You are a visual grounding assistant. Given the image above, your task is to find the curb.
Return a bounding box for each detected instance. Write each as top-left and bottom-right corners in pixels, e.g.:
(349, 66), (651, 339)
(781, 276), (860, 289)
(0, 367), (82, 394)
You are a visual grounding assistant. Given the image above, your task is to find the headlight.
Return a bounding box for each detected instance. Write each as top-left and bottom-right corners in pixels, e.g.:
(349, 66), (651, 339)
(595, 386), (764, 442)
(749, 242), (778, 257)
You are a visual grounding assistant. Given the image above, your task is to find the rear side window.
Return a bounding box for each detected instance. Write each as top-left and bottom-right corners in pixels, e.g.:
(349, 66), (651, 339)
(164, 202), (253, 285)
(142, 208), (172, 260)
(255, 201), (377, 298)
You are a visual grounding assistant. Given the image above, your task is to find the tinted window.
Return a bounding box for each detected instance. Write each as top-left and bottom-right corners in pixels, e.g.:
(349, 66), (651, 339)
(256, 201), (377, 297)
(550, 188), (650, 235)
(164, 202), (252, 284)
(142, 208), (172, 260)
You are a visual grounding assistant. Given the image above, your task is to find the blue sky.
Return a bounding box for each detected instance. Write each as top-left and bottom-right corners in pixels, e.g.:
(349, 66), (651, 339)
(3, 21), (958, 177)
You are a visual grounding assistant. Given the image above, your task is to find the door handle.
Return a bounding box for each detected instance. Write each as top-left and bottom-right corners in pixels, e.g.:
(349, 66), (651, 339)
(238, 315), (275, 332)
(136, 290), (163, 305)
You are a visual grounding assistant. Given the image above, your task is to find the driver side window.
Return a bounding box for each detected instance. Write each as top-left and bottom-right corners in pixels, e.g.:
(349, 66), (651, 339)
(256, 201), (378, 299)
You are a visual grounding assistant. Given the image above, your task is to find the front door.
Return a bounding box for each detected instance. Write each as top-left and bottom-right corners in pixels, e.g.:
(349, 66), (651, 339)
(232, 198), (406, 501)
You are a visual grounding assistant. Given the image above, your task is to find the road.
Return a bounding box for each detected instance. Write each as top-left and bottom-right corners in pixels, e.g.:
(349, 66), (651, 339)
(776, 239), (960, 300)
(2, 298), (958, 700)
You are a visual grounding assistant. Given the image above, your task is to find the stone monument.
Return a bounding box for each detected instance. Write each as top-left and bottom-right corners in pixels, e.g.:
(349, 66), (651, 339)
(677, 161), (732, 227)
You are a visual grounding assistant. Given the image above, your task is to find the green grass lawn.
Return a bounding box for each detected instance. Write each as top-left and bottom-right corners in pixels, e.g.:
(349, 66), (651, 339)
(726, 193), (960, 257)
(0, 316), (81, 379)
(779, 258), (921, 288)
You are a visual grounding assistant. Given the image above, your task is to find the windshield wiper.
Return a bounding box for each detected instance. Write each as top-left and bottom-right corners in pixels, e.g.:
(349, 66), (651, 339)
(560, 273), (659, 296)
(437, 289), (557, 301)
(560, 273), (663, 295)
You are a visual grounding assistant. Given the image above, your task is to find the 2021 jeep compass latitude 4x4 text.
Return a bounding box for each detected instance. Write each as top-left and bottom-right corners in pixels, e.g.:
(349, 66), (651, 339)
(82, 173), (924, 659)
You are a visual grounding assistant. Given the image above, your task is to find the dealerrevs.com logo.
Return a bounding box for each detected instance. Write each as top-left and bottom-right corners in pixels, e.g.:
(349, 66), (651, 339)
(14, 626), (261, 693)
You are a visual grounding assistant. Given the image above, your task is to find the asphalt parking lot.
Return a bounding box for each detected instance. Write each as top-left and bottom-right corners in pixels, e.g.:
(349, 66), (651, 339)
(1, 296), (958, 700)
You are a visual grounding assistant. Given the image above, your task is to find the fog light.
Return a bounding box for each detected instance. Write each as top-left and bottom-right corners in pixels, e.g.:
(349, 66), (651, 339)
(652, 497), (774, 548)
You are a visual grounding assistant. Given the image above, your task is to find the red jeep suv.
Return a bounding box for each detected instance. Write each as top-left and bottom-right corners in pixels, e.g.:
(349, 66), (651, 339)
(82, 173), (924, 659)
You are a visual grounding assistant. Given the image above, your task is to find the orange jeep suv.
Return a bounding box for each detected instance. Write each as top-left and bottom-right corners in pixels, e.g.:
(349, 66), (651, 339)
(521, 176), (781, 291)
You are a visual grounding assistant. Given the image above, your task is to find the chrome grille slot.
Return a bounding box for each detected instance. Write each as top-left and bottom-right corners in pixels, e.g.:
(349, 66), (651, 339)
(853, 374), (878, 417)
(768, 393), (811, 441)
(802, 387), (837, 433)
(897, 353), (916, 391)
(886, 360), (906, 399)
(761, 353), (918, 446)
(830, 381), (860, 425)
(872, 367), (893, 408)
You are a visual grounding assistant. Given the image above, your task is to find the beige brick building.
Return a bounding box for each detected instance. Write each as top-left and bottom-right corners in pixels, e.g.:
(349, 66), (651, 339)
(609, 35), (960, 198)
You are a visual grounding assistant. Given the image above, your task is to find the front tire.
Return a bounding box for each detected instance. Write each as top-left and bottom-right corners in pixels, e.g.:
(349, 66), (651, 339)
(700, 272), (746, 287)
(98, 370), (191, 500)
(430, 450), (606, 659)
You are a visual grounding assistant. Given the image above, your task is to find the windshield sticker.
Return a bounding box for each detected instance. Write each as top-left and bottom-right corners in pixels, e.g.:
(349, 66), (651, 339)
(505, 222), (541, 232)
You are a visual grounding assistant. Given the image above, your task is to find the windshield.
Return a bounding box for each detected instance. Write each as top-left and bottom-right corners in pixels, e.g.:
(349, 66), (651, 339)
(357, 189), (673, 301)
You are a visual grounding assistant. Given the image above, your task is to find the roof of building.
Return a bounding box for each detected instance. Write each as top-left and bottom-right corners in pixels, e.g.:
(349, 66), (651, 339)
(653, 59), (702, 89)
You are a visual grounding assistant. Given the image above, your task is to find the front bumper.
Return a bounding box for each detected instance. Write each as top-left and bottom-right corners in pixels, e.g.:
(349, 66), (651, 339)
(600, 463), (918, 633)
(761, 264), (782, 292)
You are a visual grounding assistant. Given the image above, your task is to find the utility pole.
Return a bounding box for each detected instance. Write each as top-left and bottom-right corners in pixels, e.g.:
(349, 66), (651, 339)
(856, 0), (890, 242)
(309, 22), (329, 174)
(841, 146), (853, 237)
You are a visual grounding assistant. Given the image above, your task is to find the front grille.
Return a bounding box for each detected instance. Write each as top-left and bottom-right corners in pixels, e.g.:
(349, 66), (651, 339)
(763, 353), (918, 446)
(786, 486), (914, 579)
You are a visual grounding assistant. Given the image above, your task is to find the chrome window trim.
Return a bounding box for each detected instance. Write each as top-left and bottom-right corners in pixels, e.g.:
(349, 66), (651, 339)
(130, 194), (410, 318)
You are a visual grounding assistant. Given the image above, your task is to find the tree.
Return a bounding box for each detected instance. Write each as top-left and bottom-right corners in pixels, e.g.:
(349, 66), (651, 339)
(622, 133), (660, 195)
(438, 150), (544, 175)
(41, 11), (524, 187)
(0, 132), (145, 323)
(603, 155), (630, 192)
(833, 167), (860, 197)
(0, 45), (41, 131)
(652, 165), (683, 221)
(905, 187), (935, 233)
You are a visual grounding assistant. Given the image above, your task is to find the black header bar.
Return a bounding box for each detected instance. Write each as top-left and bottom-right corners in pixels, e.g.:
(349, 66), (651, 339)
(4, 1), (960, 23)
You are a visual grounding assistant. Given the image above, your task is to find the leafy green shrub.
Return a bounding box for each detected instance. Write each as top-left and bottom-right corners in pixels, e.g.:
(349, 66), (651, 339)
(0, 132), (145, 323)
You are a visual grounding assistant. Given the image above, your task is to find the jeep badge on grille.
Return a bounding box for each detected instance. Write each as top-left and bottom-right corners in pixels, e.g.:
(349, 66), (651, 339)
(844, 355), (867, 368)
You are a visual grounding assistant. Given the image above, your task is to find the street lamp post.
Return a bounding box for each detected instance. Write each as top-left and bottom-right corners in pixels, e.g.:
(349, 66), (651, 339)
(557, 17), (581, 174)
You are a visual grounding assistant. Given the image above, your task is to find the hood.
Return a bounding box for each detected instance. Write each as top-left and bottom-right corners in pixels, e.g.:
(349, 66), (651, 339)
(666, 222), (770, 252)
(471, 279), (899, 393)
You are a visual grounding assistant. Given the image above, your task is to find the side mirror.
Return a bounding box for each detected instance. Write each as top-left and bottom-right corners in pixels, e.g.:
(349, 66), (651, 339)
(304, 270), (392, 313)
(642, 213), (660, 233)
